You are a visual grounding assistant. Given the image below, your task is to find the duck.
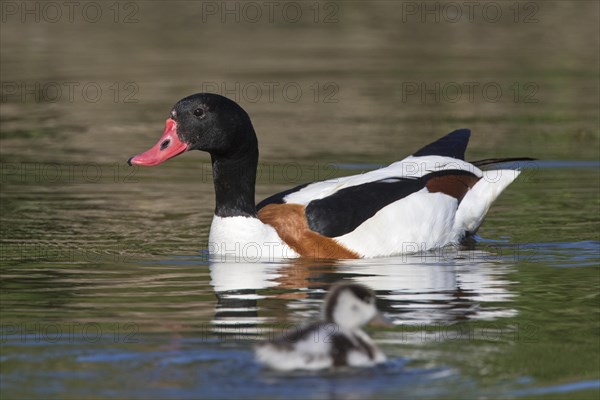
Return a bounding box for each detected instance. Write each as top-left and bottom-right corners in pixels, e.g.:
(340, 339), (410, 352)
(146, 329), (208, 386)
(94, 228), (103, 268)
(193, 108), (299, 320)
(254, 282), (388, 371)
(128, 93), (531, 259)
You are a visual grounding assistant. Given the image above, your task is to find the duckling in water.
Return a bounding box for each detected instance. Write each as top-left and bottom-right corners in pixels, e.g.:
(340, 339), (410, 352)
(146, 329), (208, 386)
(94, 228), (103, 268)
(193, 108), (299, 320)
(255, 282), (388, 371)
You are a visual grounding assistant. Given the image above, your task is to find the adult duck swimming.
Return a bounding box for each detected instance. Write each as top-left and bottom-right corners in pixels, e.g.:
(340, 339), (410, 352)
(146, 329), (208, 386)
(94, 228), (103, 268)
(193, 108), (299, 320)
(128, 93), (531, 259)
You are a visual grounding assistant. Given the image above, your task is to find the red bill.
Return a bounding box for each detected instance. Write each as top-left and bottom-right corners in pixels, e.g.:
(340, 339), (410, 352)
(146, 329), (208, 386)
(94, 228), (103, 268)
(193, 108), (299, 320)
(128, 119), (188, 166)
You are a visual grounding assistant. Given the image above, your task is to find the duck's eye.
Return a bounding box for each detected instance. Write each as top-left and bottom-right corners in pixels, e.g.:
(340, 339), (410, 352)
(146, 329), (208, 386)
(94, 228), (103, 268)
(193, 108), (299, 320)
(193, 108), (205, 118)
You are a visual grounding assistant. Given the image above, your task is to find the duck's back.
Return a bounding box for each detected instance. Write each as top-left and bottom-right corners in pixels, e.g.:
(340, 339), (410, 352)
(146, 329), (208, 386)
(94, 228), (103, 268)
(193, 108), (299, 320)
(255, 129), (525, 257)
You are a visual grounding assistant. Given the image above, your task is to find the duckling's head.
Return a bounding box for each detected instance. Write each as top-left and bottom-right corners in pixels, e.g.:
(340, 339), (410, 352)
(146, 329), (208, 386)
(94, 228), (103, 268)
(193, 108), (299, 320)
(323, 283), (380, 330)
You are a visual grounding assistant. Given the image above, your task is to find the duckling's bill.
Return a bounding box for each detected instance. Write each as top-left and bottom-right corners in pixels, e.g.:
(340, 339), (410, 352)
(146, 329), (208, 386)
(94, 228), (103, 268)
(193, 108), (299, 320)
(369, 311), (393, 328)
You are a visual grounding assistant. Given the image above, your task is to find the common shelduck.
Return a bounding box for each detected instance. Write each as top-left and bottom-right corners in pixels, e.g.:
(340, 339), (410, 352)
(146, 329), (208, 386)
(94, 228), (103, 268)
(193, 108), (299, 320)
(128, 93), (531, 259)
(255, 282), (388, 371)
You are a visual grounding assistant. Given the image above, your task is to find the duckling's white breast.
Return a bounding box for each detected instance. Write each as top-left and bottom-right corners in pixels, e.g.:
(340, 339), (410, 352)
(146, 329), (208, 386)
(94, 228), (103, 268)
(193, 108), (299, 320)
(255, 324), (387, 371)
(255, 324), (335, 371)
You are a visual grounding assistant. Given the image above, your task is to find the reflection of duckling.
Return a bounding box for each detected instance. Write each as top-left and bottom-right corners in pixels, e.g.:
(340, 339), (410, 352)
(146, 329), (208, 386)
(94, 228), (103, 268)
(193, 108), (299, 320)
(255, 283), (388, 371)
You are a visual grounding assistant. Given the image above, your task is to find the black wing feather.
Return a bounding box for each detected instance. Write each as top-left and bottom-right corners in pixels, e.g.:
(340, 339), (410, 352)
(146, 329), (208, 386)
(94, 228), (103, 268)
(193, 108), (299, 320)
(306, 177), (425, 237)
(470, 157), (536, 169)
(306, 170), (479, 238)
(413, 129), (471, 160)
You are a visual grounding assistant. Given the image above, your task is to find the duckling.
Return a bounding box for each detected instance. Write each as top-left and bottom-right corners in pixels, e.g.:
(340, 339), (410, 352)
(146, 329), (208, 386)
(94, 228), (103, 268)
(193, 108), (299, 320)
(255, 282), (388, 371)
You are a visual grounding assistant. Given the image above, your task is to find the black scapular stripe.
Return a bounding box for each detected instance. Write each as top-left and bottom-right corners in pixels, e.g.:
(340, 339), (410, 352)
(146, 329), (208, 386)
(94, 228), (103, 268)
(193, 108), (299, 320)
(256, 182), (310, 211)
(306, 178), (424, 237)
(413, 129), (471, 160)
(306, 170), (477, 238)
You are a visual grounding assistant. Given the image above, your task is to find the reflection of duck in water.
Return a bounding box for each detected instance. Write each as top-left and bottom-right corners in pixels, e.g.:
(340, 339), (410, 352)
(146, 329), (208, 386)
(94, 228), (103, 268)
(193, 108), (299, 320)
(255, 282), (388, 371)
(209, 258), (343, 339)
